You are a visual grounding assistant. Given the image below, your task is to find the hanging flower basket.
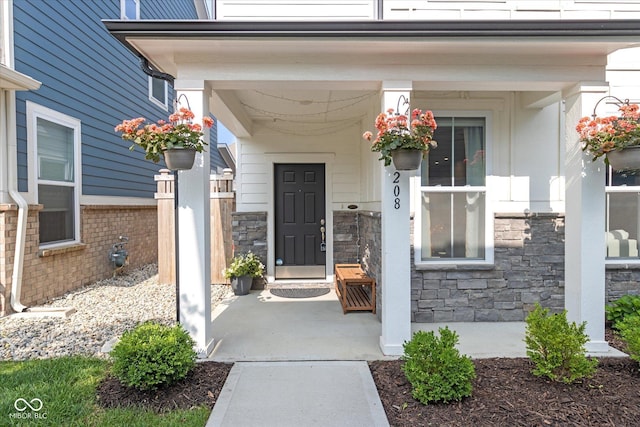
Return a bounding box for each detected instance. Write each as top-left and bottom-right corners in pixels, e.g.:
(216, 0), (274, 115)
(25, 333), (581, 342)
(577, 98), (640, 170)
(164, 147), (196, 171)
(115, 108), (214, 165)
(363, 108), (437, 167)
(391, 149), (424, 170)
(606, 146), (640, 171)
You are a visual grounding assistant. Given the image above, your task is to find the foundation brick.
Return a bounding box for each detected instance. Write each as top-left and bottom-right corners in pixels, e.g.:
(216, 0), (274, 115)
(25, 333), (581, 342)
(1, 204), (157, 315)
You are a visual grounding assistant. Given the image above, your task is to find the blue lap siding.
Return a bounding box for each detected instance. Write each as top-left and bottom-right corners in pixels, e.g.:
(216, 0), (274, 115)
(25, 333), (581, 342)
(13, 0), (222, 198)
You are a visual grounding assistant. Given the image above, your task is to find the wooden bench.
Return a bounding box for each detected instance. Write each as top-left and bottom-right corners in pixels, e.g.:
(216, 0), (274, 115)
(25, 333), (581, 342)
(334, 264), (376, 314)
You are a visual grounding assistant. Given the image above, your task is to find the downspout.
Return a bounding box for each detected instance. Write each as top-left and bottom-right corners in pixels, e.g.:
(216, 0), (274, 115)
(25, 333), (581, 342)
(139, 57), (174, 86)
(5, 90), (28, 312)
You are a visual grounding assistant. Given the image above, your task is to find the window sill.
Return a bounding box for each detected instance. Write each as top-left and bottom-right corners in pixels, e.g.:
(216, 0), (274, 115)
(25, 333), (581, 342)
(415, 262), (495, 271)
(606, 261), (640, 270)
(38, 242), (87, 258)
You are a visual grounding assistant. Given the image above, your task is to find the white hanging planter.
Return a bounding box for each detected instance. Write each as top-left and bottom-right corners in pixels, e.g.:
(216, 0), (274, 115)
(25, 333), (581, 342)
(606, 146), (640, 171)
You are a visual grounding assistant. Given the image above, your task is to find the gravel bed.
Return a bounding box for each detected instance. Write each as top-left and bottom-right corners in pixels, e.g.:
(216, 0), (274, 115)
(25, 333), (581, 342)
(0, 264), (233, 361)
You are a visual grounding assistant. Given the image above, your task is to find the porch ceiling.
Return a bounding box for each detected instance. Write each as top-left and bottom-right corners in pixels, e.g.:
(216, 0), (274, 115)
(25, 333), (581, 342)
(104, 19), (640, 136)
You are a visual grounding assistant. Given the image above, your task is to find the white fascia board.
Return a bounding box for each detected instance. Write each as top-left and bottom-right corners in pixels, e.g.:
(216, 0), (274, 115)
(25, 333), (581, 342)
(0, 64), (40, 90)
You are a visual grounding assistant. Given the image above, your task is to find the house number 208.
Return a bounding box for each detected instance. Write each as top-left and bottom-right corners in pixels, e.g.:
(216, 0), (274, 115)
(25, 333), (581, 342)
(393, 171), (400, 209)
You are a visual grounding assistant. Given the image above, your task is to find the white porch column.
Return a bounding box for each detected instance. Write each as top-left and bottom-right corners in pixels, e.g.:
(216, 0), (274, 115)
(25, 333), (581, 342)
(564, 83), (609, 353)
(379, 81), (413, 356)
(174, 80), (214, 357)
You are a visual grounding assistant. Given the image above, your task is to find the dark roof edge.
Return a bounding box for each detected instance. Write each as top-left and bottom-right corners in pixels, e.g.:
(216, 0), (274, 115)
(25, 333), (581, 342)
(103, 19), (640, 38)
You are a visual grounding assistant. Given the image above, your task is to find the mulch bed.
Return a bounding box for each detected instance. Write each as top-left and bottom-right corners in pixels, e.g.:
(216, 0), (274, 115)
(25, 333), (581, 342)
(369, 328), (640, 427)
(96, 327), (639, 426)
(96, 361), (231, 413)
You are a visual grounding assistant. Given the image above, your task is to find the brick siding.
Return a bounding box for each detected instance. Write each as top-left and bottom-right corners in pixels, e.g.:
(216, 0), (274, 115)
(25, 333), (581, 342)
(1, 204), (157, 316)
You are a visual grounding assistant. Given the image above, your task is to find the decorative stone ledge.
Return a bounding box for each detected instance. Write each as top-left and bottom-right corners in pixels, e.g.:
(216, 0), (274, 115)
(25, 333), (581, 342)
(495, 212), (565, 219)
(415, 263), (496, 271)
(81, 204), (157, 211)
(606, 263), (640, 270)
(38, 243), (87, 258)
(0, 204), (43, 212)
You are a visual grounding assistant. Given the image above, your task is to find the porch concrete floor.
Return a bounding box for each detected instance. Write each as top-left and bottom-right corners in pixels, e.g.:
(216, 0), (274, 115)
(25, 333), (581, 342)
(208, 288), (387, 362)
(207, 288), (626, 361)
(207, 287), (535, 362)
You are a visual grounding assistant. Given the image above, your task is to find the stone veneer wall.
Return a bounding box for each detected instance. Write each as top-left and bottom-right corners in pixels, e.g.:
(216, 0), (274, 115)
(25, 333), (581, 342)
(1, 204), (157, 316)
(231, 211), (268, 266)
(606, 268), (640, 302)
(229, 210), (638, 321)
(333, 211), (359, 264)
(332, 210), (382, 315)
(413, 213), (566, 322)
(358, 212), (382, 317)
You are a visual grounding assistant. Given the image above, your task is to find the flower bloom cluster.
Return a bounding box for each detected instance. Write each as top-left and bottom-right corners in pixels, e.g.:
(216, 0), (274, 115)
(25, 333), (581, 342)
(577, 103), (640, 161)
(115, 108), (214, 163)
(363, 108), (437, 166)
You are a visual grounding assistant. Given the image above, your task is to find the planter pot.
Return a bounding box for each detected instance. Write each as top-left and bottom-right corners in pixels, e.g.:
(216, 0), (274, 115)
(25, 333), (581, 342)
(164, 148), (196, 171)
(231, 275), (253, 296)
(391, 149), (424, 171)
(607, 146), (640, 171)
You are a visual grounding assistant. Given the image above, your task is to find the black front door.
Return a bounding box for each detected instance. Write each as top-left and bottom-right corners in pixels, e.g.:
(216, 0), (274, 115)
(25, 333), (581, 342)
(274, 163), (326, 279)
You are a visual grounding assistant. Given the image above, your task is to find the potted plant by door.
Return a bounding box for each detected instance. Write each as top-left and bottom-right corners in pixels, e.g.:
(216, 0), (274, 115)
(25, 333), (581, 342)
(115, 108), (214, 170)
(363, 108), (437, 170)
(223, 252), (265, 296)
(577, 101), (640, 171)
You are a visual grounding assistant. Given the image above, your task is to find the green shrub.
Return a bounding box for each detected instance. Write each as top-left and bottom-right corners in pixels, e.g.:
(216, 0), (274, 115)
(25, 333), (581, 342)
(617, 314), (640, 365)
(111, 322), (196, 390)
(401, 327), (475, 405)
(606, 294), (640, 330)
(524, 304), (597, 383)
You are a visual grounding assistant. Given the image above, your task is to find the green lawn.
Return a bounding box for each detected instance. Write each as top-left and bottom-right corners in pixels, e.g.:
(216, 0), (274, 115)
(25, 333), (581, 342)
(0, 356), (210, 427)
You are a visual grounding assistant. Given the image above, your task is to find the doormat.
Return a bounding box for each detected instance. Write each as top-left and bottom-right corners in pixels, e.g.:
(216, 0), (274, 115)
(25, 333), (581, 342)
(269, 288), (331, 299)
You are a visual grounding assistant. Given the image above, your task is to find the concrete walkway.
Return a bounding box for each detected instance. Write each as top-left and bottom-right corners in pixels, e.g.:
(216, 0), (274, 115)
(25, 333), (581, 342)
(207, 361), (389, 427)
(204, 288), (625, 426)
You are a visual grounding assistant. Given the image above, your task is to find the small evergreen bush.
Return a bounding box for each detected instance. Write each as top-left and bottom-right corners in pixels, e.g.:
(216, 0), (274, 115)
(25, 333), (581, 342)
(606, 294), (640, 330)
(401, 327), (475, 405)
(524, 304), (597, 384)
(111, 322), (196, 390)
(617, 314), (640, 365)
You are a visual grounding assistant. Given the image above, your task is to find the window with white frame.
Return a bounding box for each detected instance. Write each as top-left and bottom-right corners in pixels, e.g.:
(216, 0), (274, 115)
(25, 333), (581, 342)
(418, 116), (488, 262)
(28, 103), (81, 246)
(606, 170), (640, 260)
(149, 76), (168, 109)
(121, 0), (140, 20)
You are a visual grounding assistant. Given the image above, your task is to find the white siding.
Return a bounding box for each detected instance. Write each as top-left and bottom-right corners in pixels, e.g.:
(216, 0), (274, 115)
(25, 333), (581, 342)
(383, 1), (640, 20)
(216, 0), (640, 20)
(608, 47), (640, 104)
(236, 123), (361, 212)
(216, 0), (377, 20)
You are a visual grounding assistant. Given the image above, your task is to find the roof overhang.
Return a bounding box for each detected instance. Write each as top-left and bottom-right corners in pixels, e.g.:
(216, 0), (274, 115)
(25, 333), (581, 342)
(103, 19), (640, 86)
(103, 20), (640, 136)
(0, 64), (41, 91)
